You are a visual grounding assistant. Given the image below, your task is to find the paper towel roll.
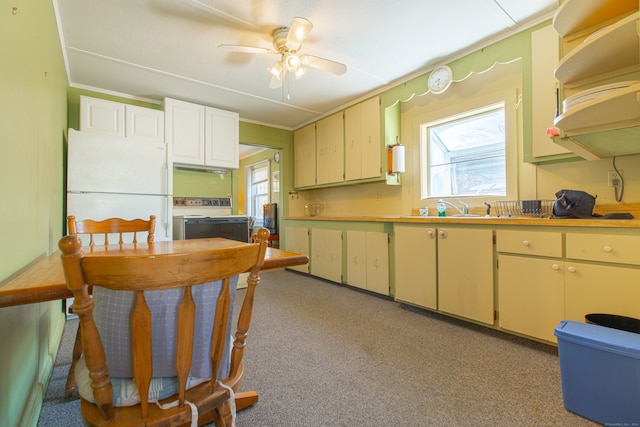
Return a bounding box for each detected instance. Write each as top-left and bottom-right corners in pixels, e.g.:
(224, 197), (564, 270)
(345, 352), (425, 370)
(391, 144), (405, 173)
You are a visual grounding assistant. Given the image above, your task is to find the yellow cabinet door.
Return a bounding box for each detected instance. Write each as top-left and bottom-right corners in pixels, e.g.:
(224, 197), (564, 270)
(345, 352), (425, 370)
(345, 97), (380, 181)
(347, 230), (389, 295)
(316, 112), (344, 185)
(498, 254), (565, 342)
(438, 228), (494, 325)
(346, 230), (367, 290)
(366, 231), (389, 295)
(285, 227), (309, 273)
(293, 124), (316, 188)
(311, 229), (342, 283)
(564, 261), (640, 322)
(394, 225), (437, 309)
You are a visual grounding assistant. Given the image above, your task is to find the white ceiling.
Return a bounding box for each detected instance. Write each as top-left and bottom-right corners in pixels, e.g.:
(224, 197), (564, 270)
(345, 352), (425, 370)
(53, 0), (557, 130)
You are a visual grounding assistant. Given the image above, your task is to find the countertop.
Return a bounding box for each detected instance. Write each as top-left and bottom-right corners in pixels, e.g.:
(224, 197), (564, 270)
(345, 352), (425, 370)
(283, 215), (640, 228)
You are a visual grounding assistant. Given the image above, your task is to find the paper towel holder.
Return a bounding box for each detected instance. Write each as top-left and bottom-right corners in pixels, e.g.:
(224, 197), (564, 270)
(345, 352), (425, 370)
(387, 136), (405, 175)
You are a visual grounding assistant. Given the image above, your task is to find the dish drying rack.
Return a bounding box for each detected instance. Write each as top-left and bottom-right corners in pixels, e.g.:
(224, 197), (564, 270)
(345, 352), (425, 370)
(495, 200), (554, 218)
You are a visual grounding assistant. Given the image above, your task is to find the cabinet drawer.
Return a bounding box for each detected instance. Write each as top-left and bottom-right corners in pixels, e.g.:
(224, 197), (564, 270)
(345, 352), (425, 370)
(566, 233), (640, 265)
(496, 230), (562, 257)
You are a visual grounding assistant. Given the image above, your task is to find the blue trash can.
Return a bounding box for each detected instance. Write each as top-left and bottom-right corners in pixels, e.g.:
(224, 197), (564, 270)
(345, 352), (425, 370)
(555, 320), (640, 425)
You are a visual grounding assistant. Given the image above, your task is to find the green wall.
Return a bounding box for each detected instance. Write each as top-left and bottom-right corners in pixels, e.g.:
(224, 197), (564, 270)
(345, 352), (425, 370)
(0, 1), (69, 426)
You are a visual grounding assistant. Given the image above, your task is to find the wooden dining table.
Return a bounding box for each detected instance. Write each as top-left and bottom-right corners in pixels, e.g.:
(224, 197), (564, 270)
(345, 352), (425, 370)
(0, 238), (309, 308)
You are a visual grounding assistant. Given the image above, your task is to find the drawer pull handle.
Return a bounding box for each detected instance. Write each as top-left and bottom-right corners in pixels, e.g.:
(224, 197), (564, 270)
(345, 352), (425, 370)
(522, 240), (529, 246)
(551, 263), (560, 270)
(567, 266), (576, 273)
(603, 245), (612, 253)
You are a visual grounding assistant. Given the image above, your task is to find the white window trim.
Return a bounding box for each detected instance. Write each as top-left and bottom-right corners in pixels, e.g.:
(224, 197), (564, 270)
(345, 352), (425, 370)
(245, 160), (270, 226)
(412, 84), (521, 201)
(421, 102), (506, 199)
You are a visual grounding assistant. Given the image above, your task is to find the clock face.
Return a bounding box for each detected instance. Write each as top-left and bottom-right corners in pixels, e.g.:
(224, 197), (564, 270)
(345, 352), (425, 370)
(428, 65), (453, 94)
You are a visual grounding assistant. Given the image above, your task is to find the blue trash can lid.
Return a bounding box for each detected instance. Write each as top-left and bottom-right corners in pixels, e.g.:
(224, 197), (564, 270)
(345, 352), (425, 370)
(555, 320), (640, 359)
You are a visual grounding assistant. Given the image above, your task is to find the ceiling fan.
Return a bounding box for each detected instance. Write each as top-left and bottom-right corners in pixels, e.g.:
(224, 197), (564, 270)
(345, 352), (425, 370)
(218, 17), (347, 89)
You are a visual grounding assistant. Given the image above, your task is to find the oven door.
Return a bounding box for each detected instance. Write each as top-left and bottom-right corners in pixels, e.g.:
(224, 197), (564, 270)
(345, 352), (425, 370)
(183, 217), (250, 242)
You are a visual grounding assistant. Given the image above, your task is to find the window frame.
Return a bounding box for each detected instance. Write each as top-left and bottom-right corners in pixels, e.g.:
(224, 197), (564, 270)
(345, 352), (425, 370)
(245, 160), (270, 226)
(422, 102), (507, 199)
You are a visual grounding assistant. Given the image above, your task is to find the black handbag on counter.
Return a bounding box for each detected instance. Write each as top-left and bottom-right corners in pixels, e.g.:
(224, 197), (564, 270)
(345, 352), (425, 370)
(552, 189), (634, 219)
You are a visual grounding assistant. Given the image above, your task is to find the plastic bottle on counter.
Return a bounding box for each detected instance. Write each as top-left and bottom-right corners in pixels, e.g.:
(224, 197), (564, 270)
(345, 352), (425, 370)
(437, 199), (447, 217)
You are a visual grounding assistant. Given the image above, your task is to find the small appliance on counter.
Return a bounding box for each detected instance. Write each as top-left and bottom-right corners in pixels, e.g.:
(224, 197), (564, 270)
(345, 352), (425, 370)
(172, 197), (250, 242)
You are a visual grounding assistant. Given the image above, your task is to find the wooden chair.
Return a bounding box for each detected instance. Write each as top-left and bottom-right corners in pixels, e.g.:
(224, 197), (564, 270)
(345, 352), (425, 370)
(64, 215), (156, 398)
(67, 215), (156, 247)
(58, 228), (270, 426)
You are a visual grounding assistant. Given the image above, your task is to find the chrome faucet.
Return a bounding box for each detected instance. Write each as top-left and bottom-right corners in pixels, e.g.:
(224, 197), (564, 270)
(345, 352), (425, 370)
(440, 199), (469, 215)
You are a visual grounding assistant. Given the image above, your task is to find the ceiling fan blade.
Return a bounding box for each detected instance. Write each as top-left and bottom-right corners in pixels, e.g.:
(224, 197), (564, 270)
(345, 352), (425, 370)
(300, 55), (347, 75)
(218, 44), (276, 55)
(286, 17), (313, 51)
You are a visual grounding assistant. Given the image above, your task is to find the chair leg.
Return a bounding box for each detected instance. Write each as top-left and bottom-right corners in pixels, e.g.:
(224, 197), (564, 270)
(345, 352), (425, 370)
(64, 327), (83, 398)
(234, 391), (259, 411)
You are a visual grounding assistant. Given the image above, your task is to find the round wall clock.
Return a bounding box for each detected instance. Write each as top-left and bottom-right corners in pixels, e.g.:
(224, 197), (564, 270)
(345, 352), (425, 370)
(273, 151), (280, 163)
(428, 65), (453, 94)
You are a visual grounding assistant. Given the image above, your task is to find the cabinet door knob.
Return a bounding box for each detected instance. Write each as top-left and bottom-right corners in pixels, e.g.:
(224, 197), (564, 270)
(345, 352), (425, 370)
(602, 245), (612, 253)
(427, 230), (435, 239)
(551, 263), (560, 270)
(522, 240), (529, 246)
(567, 266), (576, 273)
(438, 230), (448, 239)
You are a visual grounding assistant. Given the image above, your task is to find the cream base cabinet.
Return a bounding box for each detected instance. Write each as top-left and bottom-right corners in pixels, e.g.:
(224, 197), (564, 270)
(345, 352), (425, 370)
(316, 112), (344, 185)
(564, 232), (640, 322)
(311, 229), (342, 283)
(284, 227), (309, 274)
(344, 97), (381, 181)
(394, 225), (437, 310)
(438, 228), (494, 325)
(498, 255), (565, 342)
(564, 262), (640, 322)
(294, 124), (316, 188)
(346, 231), (389, 295)
(496, 229), (564, 342)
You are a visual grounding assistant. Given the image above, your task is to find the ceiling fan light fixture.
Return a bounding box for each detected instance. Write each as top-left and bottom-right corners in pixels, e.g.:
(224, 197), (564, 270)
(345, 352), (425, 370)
(294, 67), (306, 79)
(269, 61), (283, 79)
(284, 53), (301, 73)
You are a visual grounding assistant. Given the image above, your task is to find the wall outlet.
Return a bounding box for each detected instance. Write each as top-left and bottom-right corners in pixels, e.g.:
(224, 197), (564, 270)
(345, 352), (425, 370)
(608, 170), (622, 187)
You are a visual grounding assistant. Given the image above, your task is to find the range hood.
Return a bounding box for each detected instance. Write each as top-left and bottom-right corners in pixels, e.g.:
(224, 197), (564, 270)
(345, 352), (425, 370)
(174, 165), (231, 174)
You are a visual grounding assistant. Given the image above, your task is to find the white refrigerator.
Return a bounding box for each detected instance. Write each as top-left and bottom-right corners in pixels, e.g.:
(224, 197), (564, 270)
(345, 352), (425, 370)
(66, 128), (173, 244)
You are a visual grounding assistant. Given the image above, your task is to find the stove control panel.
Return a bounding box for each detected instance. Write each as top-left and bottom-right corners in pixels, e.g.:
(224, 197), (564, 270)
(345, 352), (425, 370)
(173, 197), (232, 207)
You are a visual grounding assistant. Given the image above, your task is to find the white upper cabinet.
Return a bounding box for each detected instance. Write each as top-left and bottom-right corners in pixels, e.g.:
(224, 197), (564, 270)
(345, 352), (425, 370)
(125, 104), (165, 142)
(80, 96), (164, 143)
(165, 97), (239, 169)
(165, 98), (205, 164)
(205, 106), (239, 169)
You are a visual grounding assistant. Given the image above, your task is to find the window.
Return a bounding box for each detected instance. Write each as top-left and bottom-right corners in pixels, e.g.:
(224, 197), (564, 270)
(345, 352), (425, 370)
(246, 160), (270, 225)
(421, 103), (505, 198)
